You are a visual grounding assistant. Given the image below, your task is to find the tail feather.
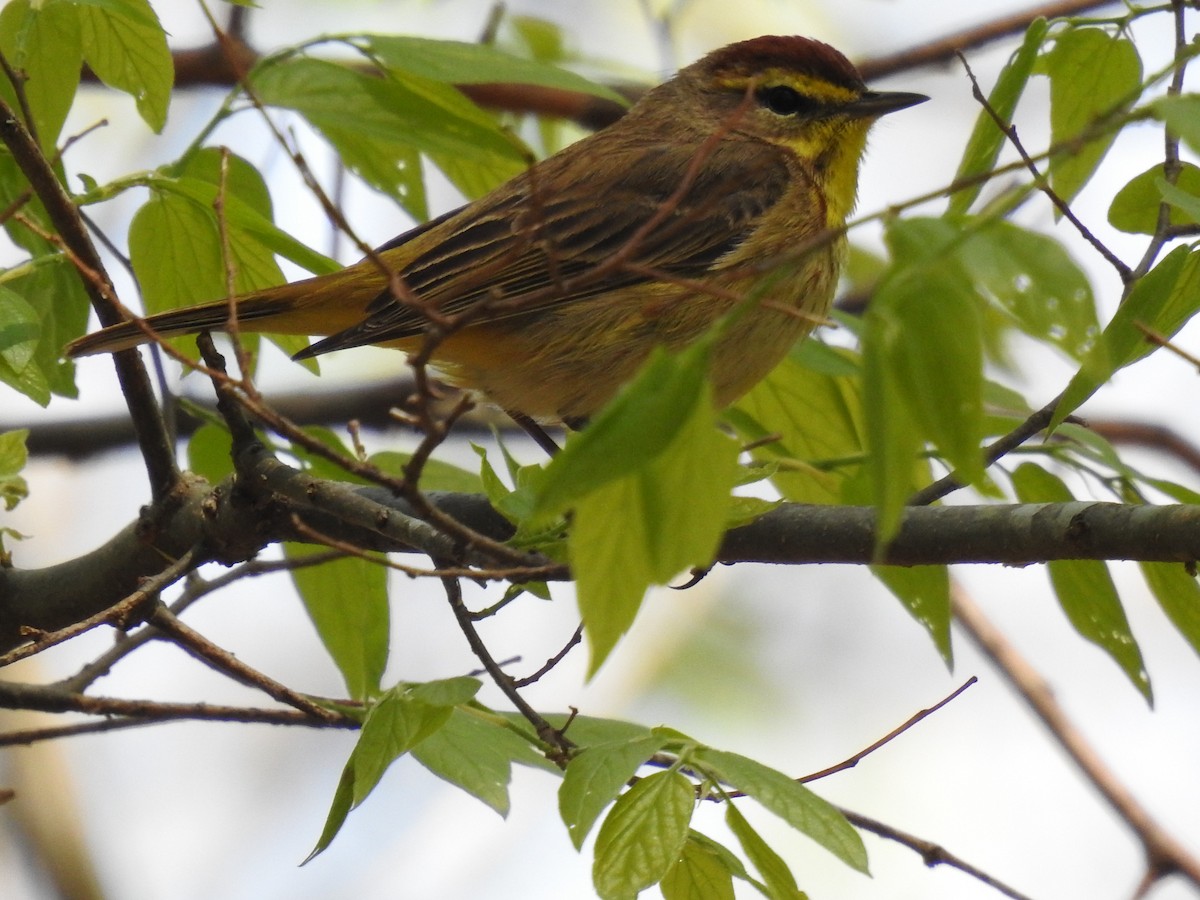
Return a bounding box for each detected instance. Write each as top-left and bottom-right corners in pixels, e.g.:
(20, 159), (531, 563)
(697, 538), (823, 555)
(64, 294), (296, 357)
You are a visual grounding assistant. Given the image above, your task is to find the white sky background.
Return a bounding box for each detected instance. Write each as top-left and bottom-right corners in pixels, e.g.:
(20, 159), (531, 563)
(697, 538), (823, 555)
(3, 1), (1200, 899)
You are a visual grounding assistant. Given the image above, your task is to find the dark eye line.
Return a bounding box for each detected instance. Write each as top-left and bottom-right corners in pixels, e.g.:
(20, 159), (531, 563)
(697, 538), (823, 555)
(757, 84), (824, 118)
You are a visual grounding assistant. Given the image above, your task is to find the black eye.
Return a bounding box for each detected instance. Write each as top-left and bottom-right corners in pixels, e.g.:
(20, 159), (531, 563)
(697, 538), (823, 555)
(759, 85), (812, 116)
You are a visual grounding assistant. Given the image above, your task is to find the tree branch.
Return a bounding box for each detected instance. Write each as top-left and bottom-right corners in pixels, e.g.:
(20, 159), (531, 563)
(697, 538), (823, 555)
(0, 96), (179, 500)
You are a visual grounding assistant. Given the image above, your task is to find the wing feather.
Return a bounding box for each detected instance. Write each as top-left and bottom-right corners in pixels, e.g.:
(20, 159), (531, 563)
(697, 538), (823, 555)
(300, 139), (789, 358)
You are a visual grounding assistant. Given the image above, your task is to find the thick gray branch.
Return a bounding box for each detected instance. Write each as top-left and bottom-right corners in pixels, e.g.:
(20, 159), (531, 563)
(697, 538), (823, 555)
(3, 464), (1198, 653)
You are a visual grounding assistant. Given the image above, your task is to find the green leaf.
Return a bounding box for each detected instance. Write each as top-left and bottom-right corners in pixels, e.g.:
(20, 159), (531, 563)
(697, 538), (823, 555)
(864, 230), (984, 538)
(520, 712), (653, 747)
(0, 429), (29, 511)
(569, 368), (739, 674)
(592, 770), (695, 900)
(731, 348), (865, 505)
(349, 680), (476, 804)
(559, 735), (668, 849)
(408, 676), (481, 707)
(357, 34), (625, 103)
(1152, 94), (1200, 157)
(693, 749), (867, 873)
(0, 286), (40, 376)
(75, 0), (173, 132)
(723, 802), (806, 900)
(952, 219), (1099, 362)
(532, 344), (712, 519)
(1055, 246), (1200, 428)
(186, 422), (234, 484)
(157, 169), (339, 277)
(661, 832), (738, 900)
(285, 543), (389, 700)
(1010, 464), (1151, 702)
(529, 341), (737, 672)
(411, 708), (541, 816)
(305, 763), (356, 863)
(251, 56), (526, 213)
(128, 191), (226, 313)
(0, 285), (48, 405)
(370, 450), (485, 494)
(1037, 28), (1141, 205)
(871, 565), (952, 664)
(1139, 562), (1200, 661)
(1157, 176), (1200, 225)
(949, 18), (1048, 216)
(1109, 162), (1200, 234)
(1, 255), (86, 400)
(308, 679), (475, 860)
(0, 0), (83, 149)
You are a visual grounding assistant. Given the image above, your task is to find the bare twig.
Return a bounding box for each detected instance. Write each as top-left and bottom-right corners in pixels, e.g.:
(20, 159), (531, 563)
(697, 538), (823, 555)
(952, 582), (1200, 891)
(958, 52), (1132, 281)
(799, 678), (978, 783)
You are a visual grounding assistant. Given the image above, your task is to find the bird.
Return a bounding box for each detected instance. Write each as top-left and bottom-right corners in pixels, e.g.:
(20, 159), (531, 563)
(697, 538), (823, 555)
(66, 35), (926, 434)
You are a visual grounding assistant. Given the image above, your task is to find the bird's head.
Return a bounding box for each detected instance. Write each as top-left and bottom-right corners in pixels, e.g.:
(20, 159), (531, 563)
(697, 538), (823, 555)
(662, 35), (928, 222)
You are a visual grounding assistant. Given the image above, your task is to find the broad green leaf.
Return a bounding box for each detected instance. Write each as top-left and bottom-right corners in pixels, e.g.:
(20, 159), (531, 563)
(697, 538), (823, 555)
(349, 680), (475, 804)
(251, 57), (526, 213)
(864, 234), (984, 538)
(308, 679), (473, 859)
(1139, 562), (1200, 660)
(1037, 28), (1141, 205)
(75, 0), (172, 132)
(953, 220), (1099, 362)
(1157, 177), (1200, 224)
(661, 832), (738, 900)
(1010, 464), (1151, 702)
(411, 708), (545, 816)
(693, 749), (867, 873)
(285, 542), (389, 700)
(1055, 246), (1200, 428)
(559, 735), (668, 849)
(871, 564), (952, 664)
(157, 170), (339, 277)
(129, 192), (224, 313)
(186, 422), (234, 484)
(570, 366), (739, 674)
(370, 450), (486, 494)
(357, 34), (626, 103)
(0, 287), (40, 375)
(532, 343), (712, 519)
(507, 712), (653, 747)
(724, 802), (806, 900)
(0, 429), (29, 511)
(1152, 94), (1200, 157)
(0, 0), (83, 149)
(2, 255), (86, 399)
(1109, 163), (1200, 234)
(305, 763), (355, 863)
(592, 770), (695, 900)
(408, 677), (481, 707)
(860, 305), (923, 543)
(949, 18), (1048, 216)
(731, 348), (865, 505)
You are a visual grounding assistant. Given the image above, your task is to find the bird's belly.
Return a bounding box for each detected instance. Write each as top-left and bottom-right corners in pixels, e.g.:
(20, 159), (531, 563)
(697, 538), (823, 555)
(417, 258), (837, 422)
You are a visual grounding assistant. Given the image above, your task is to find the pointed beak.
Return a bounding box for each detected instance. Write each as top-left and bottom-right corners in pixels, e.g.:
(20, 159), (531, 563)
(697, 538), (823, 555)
(850, 90), (929, 118)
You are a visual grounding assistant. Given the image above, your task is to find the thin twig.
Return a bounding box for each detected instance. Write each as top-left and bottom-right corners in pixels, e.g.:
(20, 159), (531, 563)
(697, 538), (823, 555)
(958, 52), (1132, 281)
(840, 808), (1036, 900)
(148, 605), (344, 723)
(0, 547), (200, 668)
(512, 625), (584, 687)
(952, 581), (1200, 891)
(799, 678), (978, 783)
(437, 563), (572, 761)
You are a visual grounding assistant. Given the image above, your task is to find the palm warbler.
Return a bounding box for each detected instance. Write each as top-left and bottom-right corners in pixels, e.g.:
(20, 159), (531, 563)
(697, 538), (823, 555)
(67, 36), (926, 425)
